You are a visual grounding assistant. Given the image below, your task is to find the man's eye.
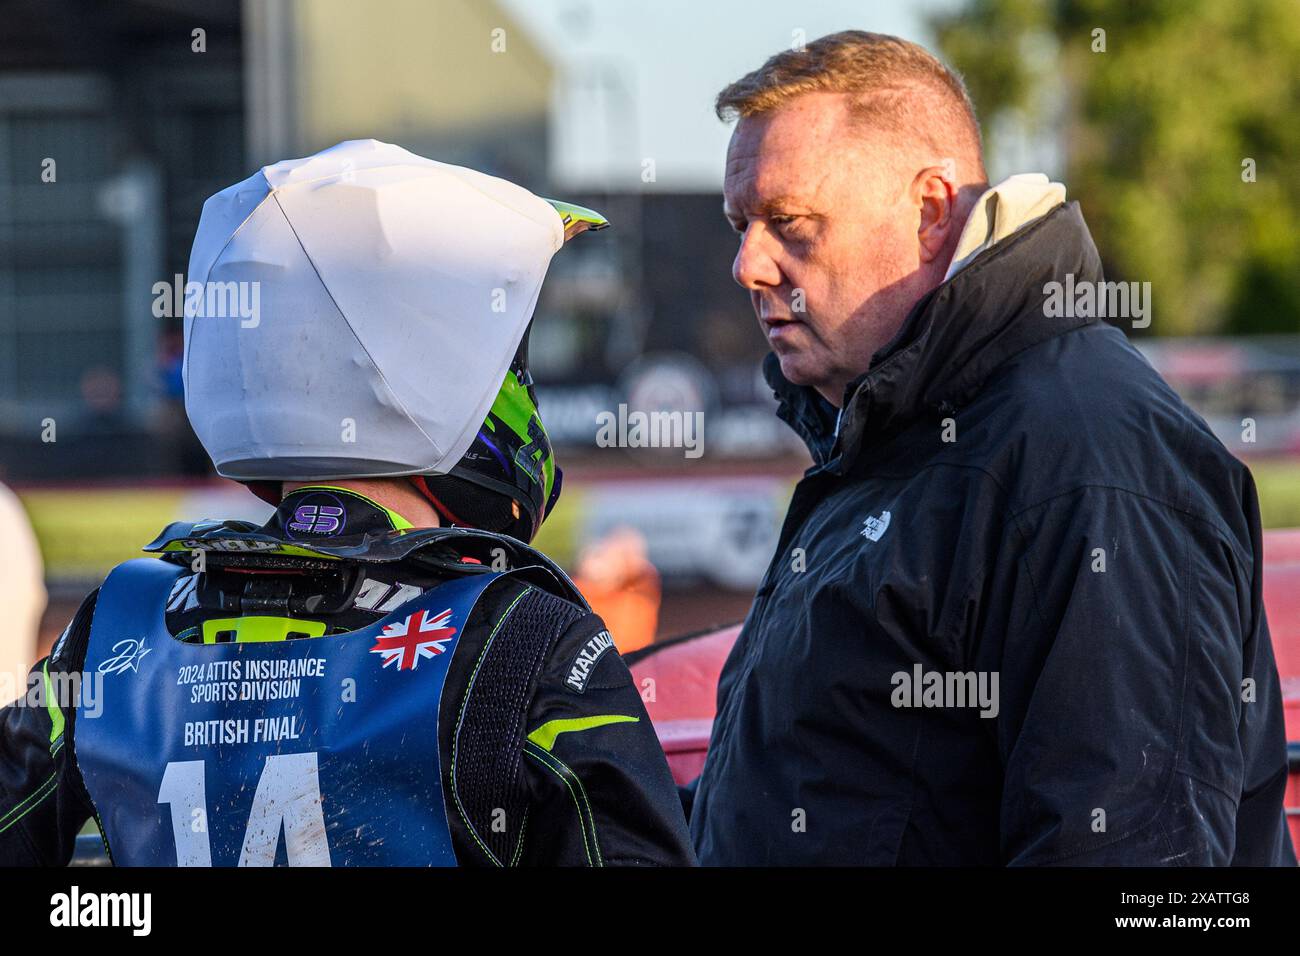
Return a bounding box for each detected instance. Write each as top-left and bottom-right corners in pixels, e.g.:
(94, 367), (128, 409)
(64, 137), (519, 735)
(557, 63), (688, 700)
(770, 215), (805, 236)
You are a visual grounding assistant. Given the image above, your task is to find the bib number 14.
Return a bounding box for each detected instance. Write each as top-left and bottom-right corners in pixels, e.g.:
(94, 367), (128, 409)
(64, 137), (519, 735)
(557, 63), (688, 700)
(158, 753), (332, 866)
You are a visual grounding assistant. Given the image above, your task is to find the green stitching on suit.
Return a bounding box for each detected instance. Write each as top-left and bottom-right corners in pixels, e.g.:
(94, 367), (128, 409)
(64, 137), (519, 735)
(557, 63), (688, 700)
(0, 772), (58, 836)
(523, 741), (603, 866)
(510, 806), (530, 867)
(449, 586), (531, 867)
(523, 744), (593, 865)
(538, 747), (603, 866)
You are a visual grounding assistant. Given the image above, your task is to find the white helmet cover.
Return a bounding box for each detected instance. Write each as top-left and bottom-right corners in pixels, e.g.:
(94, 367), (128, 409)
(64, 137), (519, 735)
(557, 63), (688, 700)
(183, 139), (566, 482)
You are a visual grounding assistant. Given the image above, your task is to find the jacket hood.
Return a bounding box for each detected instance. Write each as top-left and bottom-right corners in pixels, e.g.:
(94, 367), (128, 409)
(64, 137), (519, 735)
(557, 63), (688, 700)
(766, 197), (1104, 470)
(943, 173), (1067, 281)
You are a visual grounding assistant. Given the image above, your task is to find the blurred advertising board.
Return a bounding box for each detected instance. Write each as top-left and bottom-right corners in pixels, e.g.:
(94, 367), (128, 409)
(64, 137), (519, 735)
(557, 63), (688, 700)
(16, 471), (798, 596)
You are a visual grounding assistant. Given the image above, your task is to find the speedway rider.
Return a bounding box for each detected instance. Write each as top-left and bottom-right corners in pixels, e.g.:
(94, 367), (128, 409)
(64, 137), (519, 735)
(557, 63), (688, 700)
(0, 140), (695, 867)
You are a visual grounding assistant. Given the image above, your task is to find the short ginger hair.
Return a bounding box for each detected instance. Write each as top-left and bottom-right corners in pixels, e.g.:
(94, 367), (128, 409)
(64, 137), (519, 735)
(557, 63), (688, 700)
(716, 30), (985, 177)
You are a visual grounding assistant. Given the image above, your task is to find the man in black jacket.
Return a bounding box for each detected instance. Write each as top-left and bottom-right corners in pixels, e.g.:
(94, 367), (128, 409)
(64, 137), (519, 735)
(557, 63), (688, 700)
(688, 31), (1295, 865)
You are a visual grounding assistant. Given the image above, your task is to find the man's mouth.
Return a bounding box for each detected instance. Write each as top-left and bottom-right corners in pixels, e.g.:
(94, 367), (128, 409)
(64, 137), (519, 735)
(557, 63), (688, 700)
(762, 315), (804, 341)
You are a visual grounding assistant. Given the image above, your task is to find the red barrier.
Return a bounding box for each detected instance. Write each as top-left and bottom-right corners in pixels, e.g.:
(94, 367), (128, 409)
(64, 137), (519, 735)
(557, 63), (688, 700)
(626, 626), (737, 785)
(1263, 530), (1300, 850)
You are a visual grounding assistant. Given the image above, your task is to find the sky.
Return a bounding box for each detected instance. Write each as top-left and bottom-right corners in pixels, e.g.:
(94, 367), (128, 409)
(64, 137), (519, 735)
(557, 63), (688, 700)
(499, 0), (962, 191)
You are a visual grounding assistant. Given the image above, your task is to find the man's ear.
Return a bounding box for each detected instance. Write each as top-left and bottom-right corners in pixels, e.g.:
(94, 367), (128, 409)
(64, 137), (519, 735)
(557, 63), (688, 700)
(913, 162), (959, 264)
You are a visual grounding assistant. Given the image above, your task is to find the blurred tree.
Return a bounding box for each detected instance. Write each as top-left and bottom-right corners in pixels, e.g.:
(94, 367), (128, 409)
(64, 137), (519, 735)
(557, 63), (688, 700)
(931, 0), (1300, 335)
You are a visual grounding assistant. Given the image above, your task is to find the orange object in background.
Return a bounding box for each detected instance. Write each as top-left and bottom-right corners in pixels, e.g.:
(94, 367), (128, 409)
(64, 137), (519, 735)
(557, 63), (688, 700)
(572, 527), (661, 653)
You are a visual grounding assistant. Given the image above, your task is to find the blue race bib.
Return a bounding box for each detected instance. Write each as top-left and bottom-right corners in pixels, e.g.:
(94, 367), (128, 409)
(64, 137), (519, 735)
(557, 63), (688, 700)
(75, 557), (505, 866)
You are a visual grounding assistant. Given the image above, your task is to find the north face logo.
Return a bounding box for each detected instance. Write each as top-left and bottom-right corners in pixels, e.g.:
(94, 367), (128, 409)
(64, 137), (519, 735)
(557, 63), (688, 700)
(860, 510), (891, 542)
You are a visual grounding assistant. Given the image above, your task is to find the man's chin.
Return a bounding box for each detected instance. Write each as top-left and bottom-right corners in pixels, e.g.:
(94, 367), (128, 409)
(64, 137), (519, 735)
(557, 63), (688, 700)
(773, 351), (826, 390)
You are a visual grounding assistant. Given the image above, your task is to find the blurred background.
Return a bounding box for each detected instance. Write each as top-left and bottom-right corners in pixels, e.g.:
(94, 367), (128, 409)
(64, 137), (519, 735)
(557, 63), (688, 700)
(0, 0), (1297, 668)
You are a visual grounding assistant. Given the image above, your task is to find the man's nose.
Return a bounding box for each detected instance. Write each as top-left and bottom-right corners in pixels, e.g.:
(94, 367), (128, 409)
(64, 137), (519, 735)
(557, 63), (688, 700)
(733, 226), (783, 291)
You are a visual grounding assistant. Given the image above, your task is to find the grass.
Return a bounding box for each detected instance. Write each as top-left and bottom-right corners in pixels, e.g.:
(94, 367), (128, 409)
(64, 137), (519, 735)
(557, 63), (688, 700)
(1249, 460), (1300, 529)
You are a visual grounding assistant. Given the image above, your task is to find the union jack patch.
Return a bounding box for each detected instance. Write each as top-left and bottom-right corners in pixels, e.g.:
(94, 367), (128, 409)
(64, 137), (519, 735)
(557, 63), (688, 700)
(369, 608), (458, 671)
